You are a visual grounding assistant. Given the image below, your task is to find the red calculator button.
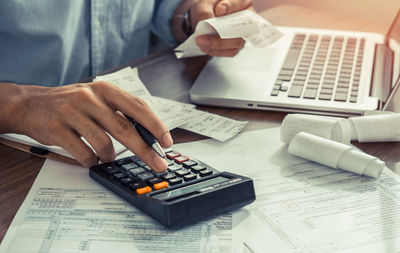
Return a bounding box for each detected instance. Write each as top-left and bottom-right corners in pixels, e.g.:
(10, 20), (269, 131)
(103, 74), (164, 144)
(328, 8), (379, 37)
(166, 151), (181, 159)
(174, 155), (190, 164)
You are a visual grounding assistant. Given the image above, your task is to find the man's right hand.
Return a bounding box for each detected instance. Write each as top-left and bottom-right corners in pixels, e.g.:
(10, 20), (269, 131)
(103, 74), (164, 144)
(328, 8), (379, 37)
(0, 81), (173, 171)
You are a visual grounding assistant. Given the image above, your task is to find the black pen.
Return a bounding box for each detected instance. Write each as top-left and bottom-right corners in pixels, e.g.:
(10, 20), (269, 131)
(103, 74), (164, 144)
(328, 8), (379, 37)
(124, 114), (166, 158)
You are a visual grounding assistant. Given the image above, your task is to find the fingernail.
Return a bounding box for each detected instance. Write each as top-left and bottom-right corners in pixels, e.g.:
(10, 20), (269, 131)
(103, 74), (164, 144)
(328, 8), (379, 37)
(162, 132), (173, 147)
(216, 3), (229, 16)
(153, 156), (168, 172)
(197, 37), (210, 47)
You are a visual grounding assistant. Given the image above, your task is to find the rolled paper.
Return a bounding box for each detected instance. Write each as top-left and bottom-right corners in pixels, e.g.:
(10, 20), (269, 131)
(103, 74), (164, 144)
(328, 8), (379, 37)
(280, 114), (351, 144)
(349, 113), (400, 142)
(288, 132), (384, 178)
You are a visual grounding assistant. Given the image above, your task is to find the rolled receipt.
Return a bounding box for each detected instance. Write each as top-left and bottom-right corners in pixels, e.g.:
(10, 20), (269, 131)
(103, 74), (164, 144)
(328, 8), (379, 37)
(280, 114), (351, 144)
(288, 132), (384, 178)
(349, 113), (400, 142)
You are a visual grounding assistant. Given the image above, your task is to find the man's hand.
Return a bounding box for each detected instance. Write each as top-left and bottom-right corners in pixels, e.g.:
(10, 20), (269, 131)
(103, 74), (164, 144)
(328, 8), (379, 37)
(1, 82), (173, 171)
(173, 0), (253, 57)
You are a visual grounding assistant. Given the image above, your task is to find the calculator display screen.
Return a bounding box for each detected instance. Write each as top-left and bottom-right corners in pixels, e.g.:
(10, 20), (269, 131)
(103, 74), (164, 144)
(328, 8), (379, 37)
(152, 176), (229, 201)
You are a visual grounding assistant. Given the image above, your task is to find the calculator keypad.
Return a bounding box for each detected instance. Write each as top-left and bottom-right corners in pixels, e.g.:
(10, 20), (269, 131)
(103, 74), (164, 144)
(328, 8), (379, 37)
(98, 150), (214, 195)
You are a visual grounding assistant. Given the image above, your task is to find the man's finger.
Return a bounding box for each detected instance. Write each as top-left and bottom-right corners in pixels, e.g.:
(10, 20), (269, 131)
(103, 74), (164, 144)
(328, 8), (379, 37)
(90, 81), (172, 148)
(65, 112), (116, 163)
(55, 128), (99, 167)
(215, 0), (253, 16)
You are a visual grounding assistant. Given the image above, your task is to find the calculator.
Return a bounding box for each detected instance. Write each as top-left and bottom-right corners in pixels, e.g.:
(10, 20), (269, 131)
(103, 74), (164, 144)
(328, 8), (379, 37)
(89, 149), (256, 227)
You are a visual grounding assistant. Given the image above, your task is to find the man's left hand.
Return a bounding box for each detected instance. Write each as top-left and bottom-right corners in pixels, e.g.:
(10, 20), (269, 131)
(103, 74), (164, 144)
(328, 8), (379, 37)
(191, 0), (253, 57)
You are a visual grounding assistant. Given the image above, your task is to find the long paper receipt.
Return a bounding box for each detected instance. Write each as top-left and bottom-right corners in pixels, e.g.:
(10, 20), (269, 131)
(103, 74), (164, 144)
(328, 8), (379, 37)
(174, 9), (283, 58)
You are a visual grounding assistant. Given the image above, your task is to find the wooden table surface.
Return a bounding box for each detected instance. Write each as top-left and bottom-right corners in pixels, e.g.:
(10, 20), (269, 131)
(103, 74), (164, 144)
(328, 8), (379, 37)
(1, 4), (400, 243)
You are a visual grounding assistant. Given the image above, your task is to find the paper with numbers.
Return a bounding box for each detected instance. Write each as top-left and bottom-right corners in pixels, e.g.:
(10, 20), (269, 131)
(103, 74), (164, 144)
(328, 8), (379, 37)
(174, 10), (283, 58)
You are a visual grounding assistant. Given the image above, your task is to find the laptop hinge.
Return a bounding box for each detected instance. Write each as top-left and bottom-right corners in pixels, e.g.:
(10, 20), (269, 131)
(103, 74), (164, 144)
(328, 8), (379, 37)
(370, 44), (394, 110)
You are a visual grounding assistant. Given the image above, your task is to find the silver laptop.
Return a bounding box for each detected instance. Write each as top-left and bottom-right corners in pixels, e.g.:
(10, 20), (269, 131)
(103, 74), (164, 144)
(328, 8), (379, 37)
(190, 10), (400, 116)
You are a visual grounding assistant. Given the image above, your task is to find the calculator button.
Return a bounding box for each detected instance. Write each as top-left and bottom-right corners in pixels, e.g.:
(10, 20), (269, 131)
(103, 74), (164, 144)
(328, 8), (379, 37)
(136, 186), (152, 195)
(166, 151), (181, 159)
(168, 164), (182, 172)
(191, 165), (206, 173)
(121, 177), (135, 186)
(135, 161), (146, 167)
(153, 171), (168, 178)
(147, 178), (163, 185)
(166, 159), (175, 166)
(175, 169), (191, 177)
(112, 172), (128, 181)
(184, 174), (197, 181)
(129, 167), (146, 176)
(101, 165), (120, 175)
(137, 172), (154, 182)
(142, 165), (152, 172)
(168, 178), (183, 186)
(162, 173), (176, 181)
(182, 160), (198, 168)
(153, 181), (169, 190)
(115, 157), (132, 166)
(199, 170), (213, 177)
(129, 155), (141, 162)
(121, 163), (138, 171)
(129, 181), (146, 190)
(174, 155), (190, 164)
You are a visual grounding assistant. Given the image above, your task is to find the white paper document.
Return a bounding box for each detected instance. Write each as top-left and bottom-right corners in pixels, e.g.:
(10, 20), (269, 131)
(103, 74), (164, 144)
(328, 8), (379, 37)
(0, 159), (251, 253)
(174, 128), (400, 253)
(174, 10), (283, 58)
(3, 128), (400, 253)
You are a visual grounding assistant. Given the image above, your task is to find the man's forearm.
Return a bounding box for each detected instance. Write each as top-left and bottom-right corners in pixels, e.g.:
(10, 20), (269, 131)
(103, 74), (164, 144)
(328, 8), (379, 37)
(0, 83), (27, 133)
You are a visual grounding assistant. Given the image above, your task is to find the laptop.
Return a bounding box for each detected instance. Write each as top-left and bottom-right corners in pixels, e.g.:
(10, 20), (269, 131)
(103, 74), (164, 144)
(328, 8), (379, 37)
(189, 9), (400, 116)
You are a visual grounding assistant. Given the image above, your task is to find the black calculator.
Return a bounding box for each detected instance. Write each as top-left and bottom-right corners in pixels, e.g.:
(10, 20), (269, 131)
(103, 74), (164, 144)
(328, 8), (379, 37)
(89, 149), (255, 227)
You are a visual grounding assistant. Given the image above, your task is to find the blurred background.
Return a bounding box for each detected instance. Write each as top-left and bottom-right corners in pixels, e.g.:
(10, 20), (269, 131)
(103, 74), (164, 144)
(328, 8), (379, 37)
(254, 0), (399, 30)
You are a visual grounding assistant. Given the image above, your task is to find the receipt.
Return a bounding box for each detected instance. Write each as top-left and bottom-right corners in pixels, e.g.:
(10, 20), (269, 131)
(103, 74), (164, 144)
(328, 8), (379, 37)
(174, 10), (283, 58)
(280, 114), (351, 144)
(180, 110), (248, 142)
(96, 67), (154, 103)
(288, 132), (384, 178)
(349, 113), (400, 142)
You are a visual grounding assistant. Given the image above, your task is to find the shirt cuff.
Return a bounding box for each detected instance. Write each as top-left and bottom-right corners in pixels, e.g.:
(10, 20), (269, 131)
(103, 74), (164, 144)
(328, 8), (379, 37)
(152, 0), (183, 45)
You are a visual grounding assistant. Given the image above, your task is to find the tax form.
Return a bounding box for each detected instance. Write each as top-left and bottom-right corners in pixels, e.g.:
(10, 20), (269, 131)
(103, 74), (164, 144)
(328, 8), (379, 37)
(3, 128), (400, 253)
(0, 159), (251, 253)
(175, 128), (400, 253)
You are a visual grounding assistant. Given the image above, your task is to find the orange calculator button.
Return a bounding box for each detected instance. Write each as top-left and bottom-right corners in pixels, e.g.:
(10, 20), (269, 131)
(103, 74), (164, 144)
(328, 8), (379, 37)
(154, 181), (169, 190)
(136, 186), (152, 195)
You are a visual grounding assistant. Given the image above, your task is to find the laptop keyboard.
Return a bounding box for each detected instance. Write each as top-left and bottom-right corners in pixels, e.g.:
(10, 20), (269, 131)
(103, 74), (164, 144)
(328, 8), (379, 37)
(271, 34), (365, 103)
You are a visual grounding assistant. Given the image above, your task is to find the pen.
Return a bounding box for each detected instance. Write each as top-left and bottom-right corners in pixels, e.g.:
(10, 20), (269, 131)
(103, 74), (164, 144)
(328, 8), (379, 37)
(124, 114), (166, 158)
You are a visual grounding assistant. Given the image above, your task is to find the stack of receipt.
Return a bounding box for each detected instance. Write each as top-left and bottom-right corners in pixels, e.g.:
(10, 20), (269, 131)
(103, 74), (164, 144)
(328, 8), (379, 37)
(280, 113), (391, 178)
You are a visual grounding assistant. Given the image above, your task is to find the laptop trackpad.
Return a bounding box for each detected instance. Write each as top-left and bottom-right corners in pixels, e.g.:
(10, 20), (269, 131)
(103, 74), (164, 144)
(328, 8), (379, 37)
(208, 47), (277, 71)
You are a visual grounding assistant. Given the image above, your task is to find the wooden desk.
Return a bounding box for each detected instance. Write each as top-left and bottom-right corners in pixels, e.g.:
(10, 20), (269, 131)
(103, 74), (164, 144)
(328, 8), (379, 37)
(1, 5), (400, 243)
